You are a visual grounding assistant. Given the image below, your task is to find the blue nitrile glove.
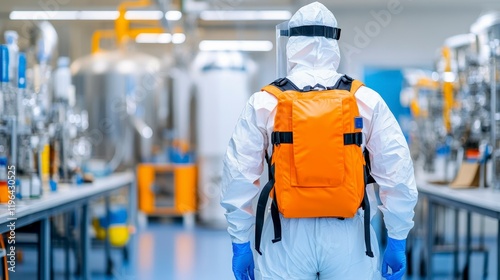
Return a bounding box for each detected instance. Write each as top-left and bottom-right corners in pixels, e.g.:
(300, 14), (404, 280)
(232, 242), (255, 280)
(382, 237), (407, 280)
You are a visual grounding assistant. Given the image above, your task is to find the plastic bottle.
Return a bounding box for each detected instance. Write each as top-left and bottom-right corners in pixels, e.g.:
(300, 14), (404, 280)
(0, 157), (8, 203)
(4, 31), (19, 84)
(0, 45), (7, 115)
(19, 177), (30, 199)
(30, 173), (41, 198)
(17, 52), (26, 126)
(1, 45), (14, 116)
(54, 56), (71, 101)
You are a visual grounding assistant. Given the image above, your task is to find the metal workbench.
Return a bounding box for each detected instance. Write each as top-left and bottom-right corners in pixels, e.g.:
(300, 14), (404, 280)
(418, 183), (500, 280)
(0, 171), (137, 280)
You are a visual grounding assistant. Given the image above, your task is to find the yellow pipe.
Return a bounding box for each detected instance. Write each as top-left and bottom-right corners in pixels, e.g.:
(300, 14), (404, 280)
(116, 0), (155, 44)
(409, 77), (437, 118)
(115, 9), (128, 45)
(118, 0), (152, 11)
(92, 30), (116, 53)
(91, 0), (167, 53)
(442, 47), (454, 134)
(415, 78), (438, 89)
(410, 98), (421, 118)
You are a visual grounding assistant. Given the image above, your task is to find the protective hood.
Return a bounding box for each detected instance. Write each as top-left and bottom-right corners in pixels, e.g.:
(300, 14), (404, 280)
(287, 2), (341, 74)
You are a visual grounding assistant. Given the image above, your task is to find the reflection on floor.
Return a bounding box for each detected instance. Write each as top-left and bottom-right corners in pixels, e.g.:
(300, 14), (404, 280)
(7, 219), (498, 279)
(10, 219), (234, 280)
(406, 237), (497, 280)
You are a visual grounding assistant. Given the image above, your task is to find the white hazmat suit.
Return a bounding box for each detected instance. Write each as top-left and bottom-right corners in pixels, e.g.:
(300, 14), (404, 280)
(221, 2), (418, 279)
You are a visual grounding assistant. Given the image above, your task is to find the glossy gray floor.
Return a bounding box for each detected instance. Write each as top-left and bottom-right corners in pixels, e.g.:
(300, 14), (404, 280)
(9, 220), (234, 280)
(8, 219), (498, 279)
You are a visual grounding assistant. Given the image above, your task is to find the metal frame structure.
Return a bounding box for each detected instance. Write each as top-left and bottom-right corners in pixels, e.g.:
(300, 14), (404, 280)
(0, 171), (136, 280)
(418, 183), (500, 280)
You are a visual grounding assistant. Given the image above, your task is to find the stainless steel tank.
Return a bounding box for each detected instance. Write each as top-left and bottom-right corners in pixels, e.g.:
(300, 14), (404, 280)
(444, 34), (478, 90)
(192, 51), (254, 228)
(71, 50), (163, 174)
(471, 12), (500, 65)
(471, 12), (500, 188)
(442, 34), (481, 146)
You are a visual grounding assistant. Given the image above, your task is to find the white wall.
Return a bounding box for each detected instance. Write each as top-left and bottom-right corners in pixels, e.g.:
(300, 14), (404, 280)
(334, 6), (491, 79)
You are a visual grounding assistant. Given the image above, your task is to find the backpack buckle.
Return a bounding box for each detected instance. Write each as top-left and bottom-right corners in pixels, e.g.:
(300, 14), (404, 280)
(301, 83), (326, 92)
(342, 75), (354, 83)
(272, 132), (281, 146)
(302, 85), (312, 92)
(274, 78), (288, 87)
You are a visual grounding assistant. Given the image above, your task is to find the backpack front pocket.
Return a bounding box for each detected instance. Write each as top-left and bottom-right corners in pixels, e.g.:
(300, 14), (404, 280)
(291, 97), (345, 187)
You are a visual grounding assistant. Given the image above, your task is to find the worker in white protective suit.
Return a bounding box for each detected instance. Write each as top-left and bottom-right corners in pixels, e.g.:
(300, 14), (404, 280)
(220, 2), (418, 280)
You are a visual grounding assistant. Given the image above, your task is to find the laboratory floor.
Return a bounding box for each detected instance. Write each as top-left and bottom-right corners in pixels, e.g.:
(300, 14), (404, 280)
(8, 219), (498, 280)
(9, 219), (234, 280)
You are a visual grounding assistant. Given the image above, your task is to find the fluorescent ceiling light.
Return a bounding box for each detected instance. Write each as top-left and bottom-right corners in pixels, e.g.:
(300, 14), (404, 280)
(443, 72), (456, 83)
(125, 10), (163, 20)
(172, 33), (186, 44)
(199, 40), (273, 52)
(136, 33), (171, 43)
(158, 33), (173, 43)
(135, 33), (186, 44)
(79, 11), (118, 20)
(10, 10), (181, 21)
(200, 10), (291, 21)
(10, 11), (79, 20)
(166, 11), (182, 21)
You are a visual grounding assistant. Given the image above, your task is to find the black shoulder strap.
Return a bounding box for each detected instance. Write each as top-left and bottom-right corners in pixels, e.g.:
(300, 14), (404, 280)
(328, 75), (354, 91)
(255, 163), (281, 255)
(270, 77), (301, 92)
(264, 150), (272, 179)
(364, 149), (376, 184)
(362, 148), (376, 258)
(362, 190), (374, 258)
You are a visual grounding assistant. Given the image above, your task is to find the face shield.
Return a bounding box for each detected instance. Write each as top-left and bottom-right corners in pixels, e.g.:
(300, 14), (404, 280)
(276, 21), (289, 79)
(275, 21), (341, 78)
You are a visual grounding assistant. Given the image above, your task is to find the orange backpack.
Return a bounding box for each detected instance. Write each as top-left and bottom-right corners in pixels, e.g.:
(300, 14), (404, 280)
(255, 75), (375, 257)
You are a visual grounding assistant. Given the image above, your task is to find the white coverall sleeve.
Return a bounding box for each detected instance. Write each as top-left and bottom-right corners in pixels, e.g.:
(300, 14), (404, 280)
(361, 87), (418, 240)
(220, 91), (274, 244)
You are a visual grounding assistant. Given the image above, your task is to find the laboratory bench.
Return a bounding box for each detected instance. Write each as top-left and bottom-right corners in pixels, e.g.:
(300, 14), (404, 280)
(415, 181), (500, 280)
(0, 171), (137, 280)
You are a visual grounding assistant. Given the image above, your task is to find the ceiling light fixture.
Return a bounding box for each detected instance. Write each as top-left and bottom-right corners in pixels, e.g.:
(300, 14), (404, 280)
(135, 33), (186, 44)
(199, 10), (291, 21)
(135, 33), (172, 44)
(9, 10), (182, 21)
(124, 10), (164, 20)
(172, 33), (186, 44)
(10, 11), (80, 20)
(199, 40), (273, 52)
(165, 11), (182, 21)
(79, 11), (119, 20)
